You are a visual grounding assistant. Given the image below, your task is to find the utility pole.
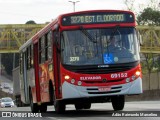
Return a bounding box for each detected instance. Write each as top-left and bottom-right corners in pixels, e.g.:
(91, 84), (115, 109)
(69, 1), (80, 12)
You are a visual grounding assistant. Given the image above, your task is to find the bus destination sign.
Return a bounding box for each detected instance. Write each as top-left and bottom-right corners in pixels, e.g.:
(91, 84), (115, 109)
(61, 12), (134, 26)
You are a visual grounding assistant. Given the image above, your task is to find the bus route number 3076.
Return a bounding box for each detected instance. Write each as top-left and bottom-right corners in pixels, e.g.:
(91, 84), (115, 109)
(111, 73), (127, 78)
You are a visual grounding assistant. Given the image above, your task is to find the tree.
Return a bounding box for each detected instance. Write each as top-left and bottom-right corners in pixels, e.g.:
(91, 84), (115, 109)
(136, 0), (160, 26)
(137, 7), (160, 26)
(25, 20), (36, 24)
(142, 53), (157, 90)
(124, 0), (160, 90)
(124, 0), (135, 12)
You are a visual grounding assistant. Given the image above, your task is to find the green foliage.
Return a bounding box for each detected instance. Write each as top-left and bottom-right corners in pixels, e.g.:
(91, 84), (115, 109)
(25, 20), (36, 24)
(141, 61), (148, 74)
(154, 56), (160, 71)
(136, 0), (160, 76)
(142, 53), (155, 73)
(137, 7), (160, 26)
(141, 54), (160, 75)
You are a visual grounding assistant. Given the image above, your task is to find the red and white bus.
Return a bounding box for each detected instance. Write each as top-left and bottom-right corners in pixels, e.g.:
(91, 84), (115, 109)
(19, 10), (142, 113)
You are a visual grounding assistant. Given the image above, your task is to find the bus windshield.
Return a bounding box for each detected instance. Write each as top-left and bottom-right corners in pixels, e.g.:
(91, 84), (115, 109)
(61, 27), (140, 65)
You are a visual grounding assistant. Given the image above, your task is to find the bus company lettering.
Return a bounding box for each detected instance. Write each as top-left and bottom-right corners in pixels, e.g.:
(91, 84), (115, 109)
(80, 76), (101, 80)
(71, 14), (124, 24)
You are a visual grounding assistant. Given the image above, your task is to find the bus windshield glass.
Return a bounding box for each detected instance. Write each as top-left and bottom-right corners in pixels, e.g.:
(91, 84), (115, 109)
(61, 27), (140, 65)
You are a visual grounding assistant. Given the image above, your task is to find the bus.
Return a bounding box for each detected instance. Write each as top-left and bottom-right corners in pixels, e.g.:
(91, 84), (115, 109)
(19, 10), (142, 113)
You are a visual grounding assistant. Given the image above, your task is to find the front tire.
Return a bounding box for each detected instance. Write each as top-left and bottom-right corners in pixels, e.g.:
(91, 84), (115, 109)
(111, 95), (125, 111)
(83, 103), (91, 109)
(54, 100), (66, 113)
(75, 102), (91, 110)
(75, 103), (83, 110)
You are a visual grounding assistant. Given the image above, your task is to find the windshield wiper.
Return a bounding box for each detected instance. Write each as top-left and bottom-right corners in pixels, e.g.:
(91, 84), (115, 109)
(79, 26), (97, 43)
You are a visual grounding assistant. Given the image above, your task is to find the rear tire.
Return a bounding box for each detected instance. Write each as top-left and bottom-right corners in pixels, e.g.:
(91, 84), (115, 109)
(83, 103), (91, 109)
(54, 100), (66, 113)
(49, 81), (54, 105)
(29, 89), (39, 113)
(111, 95), (125, 111)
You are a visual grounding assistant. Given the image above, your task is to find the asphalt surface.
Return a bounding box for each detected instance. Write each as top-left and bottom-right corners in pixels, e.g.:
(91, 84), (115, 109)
(0, 101), (160, 120)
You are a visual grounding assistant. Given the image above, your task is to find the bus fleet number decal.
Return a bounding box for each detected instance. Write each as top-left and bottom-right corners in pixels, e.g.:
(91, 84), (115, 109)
(111, 73), (128, 78)
(70, 57), (79, 62)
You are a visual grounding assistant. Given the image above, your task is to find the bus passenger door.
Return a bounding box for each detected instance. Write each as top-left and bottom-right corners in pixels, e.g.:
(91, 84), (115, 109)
(53, 31), (61, 99)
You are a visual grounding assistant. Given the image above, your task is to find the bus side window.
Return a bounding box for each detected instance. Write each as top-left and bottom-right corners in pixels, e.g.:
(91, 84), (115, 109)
(39, 37), (45, 64)
(47, 31), (52, 60)
(45, 34), (48, 61)
(20, 53), (23, 74)
(26, 48), (29, 70)
(31, 45), (33, 68)
(44, 31), (52, 61)
(39, 38), (42, 63)
(41, 36), (45, 63)
(27, 46), (31, 70)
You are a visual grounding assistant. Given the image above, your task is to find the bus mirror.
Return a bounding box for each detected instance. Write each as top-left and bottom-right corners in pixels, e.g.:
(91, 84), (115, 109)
(54, 32), (59, 44)
(54, 24), (60, 46)
(137, 30), (143, 46)
(55, 24), (59, 31)
(54, 32), (61, 52)
(54, 25), (61, 52)
(139, 35), (143, 46)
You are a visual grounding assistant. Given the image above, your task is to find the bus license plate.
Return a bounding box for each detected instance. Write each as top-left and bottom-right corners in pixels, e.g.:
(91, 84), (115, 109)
(98, 87), (111, 92)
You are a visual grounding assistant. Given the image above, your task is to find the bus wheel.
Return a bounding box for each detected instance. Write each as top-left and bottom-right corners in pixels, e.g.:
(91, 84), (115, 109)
(111, 95), (125, 111)
(54, 100), (66, 113)
(40, 103), (47, 113)
(83, 103), (91, 109)
(29, 90), (39, 113)
(49, 81), (54, 104)
(75, 103), (83, 110)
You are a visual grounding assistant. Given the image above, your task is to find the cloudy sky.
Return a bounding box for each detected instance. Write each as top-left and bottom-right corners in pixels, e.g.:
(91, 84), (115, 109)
(0, 0), (152, 24)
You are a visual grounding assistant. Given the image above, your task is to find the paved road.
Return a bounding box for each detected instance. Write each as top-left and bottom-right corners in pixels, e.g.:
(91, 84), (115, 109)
(0, 101), (160, 120)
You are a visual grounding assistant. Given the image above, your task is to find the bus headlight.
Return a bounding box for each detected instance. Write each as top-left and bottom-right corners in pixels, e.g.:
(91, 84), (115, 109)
(64, 75), (70, 80)
(135, 71), (141, 76)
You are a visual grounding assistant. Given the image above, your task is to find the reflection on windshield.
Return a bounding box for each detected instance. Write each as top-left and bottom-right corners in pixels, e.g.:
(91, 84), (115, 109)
(61, 27), (140, 65)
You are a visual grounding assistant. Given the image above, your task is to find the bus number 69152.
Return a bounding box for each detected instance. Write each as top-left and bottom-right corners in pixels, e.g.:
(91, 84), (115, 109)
(111, 73), (128, 78)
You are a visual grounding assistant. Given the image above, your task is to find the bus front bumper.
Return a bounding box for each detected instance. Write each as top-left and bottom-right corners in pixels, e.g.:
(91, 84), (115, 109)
(62, 77), (142, 99)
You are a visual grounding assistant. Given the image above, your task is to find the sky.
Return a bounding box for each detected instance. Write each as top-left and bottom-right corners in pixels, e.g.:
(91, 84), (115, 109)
(0, 0), (153, 24)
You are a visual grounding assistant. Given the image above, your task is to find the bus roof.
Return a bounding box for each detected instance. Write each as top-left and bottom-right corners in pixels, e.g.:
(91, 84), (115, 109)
(19, 19), (58, 52)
